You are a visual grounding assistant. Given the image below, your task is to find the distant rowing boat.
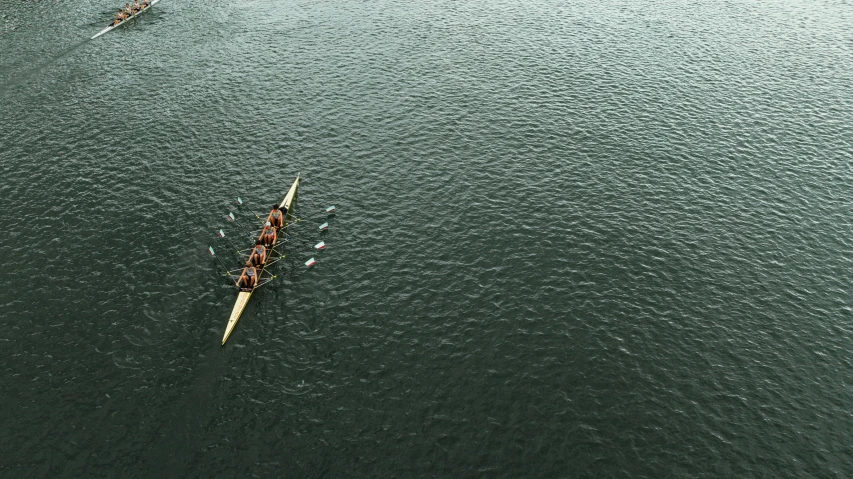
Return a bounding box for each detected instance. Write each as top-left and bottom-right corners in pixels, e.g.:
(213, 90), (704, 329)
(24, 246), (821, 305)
(92, 0), (160, 39)
(222, 174), (300, 346)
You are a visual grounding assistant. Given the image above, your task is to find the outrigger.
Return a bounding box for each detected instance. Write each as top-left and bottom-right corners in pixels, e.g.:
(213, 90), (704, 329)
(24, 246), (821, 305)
(221, 174), (300, 345)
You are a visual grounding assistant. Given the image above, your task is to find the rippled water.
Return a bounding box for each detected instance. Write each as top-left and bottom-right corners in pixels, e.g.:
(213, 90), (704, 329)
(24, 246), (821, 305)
(2, 0), (852, 476)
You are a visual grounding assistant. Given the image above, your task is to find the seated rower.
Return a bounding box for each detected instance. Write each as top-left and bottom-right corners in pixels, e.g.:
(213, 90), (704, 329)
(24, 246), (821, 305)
(237, 261), (258, 290)
(112, 9), (125, 25)
(133, 0), (142, 11)
(249, 240), (267, 266)
(141, 0), (150, 7)
(260, 222), (277, 246)
(124, 3), (134, 15)
(268, 204), (284, 228)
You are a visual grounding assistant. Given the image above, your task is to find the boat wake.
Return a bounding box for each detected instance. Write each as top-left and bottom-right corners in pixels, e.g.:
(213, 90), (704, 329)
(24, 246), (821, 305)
(0, 40), (87, 92)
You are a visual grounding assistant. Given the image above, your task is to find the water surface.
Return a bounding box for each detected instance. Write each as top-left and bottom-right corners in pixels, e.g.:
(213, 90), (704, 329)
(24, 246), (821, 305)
(1, 0), (852, 476)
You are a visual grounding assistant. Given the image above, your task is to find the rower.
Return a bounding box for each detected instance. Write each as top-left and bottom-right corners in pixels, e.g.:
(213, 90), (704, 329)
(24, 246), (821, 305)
(124, 3), (134, 14)
(113, 9), (124, 24)
(249, 240), (267, 266)
(237, 261), (258, 290)
(268, 204), (284, 228)
(260, 222), (277, 246)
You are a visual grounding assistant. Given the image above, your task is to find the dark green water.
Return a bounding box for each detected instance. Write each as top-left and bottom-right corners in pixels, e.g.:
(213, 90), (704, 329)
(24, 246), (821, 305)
(2, 0), (852, 476)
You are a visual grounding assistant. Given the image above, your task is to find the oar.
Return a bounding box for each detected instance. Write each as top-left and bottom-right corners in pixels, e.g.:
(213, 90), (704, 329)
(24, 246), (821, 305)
(281, 217), (302, 230)
(225, 212), (255, 238)
(216, 229), (242, 254)
(277, 208), (336, 234)
(236, 197), (283, 222)
(235, 197), (269, 221)
(287, 207), (338, 225)
(273, 216), (314, 234)
(208, 246), (240, 286)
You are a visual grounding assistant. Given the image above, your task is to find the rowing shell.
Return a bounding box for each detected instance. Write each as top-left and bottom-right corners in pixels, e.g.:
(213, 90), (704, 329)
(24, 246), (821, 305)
(92, 0), (160, 39)
(222, 174), (300, 346)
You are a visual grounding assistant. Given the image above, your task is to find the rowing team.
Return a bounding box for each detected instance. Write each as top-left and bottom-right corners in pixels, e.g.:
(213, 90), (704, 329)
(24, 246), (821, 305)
(236, 204), (287, 290)
(111, 0), (150, 25)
